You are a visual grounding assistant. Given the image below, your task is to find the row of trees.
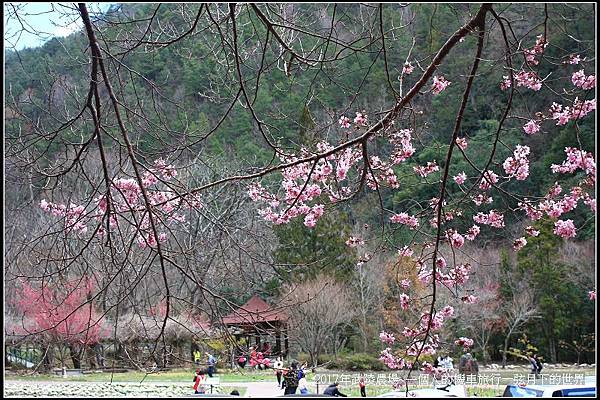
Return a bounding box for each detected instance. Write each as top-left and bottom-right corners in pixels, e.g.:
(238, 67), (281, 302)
(4, 2), (595, 380)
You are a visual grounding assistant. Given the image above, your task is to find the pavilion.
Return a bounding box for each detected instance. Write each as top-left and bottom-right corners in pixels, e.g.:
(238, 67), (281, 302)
(222, 295), (289, 359)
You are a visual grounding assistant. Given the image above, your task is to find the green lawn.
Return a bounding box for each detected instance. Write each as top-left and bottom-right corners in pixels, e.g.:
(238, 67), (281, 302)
(6, 368), (276, 383)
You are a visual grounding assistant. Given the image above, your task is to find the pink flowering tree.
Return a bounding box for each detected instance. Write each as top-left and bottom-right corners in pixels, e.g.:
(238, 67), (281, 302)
(14, 277), (109, 369)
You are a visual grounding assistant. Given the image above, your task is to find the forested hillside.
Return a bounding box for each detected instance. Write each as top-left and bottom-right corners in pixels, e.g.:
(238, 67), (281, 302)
(4, 3), (595, 368)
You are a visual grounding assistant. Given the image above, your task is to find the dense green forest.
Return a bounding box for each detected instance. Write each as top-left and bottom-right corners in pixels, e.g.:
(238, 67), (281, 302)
(5, 3), (595, 365)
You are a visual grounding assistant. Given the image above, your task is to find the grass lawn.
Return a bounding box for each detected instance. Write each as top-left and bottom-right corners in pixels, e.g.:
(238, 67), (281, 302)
(6, 368), (277, 383)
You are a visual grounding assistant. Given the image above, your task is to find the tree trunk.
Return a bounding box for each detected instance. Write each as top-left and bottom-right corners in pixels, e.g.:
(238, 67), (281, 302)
(42, 344), (55, 371)
(69, 344), (82, 369)
(502, 335), (510, 368)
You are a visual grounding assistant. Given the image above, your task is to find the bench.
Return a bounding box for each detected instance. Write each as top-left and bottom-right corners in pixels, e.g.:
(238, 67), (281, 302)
(53, 368), (83, 377)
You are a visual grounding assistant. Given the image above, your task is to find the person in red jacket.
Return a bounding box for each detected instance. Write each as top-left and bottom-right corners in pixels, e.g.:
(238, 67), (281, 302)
(359, 373), (367, 397)
(193, 369), (206, 394)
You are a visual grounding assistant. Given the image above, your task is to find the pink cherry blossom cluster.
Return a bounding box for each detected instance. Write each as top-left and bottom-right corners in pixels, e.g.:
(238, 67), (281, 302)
(444, 263), (472, 286)
(472, 193), (493, 206)
(455, 137), (468, 151)
(338, 115), (351, 128)
(389, 129), (416, 164)
(525, 226), (540, 237)
(398, 246), (414, 258)
(399, 293), (410, 310)
(414, 161), (439, 177)
(551, 147), (596, 177)
(446, 229), (465, 249)
(379, 347), (407, 370)
(478, 170), (499, 190)
(518, 200), (544, 221)
(465, 225), (481, 241)
(345, 236), (365, 248)
(380, 331), (396, 345)
(548, 99), (596, 126)
(589, 291), (596, 301)
(453, 172), (467, 185)
(354, 112), (368, 126)
(419, 312), (446, 332)
(503, 145), (531, 180)
(390, 212), (420, 229)
(151, 158), (178, 181)
(440, 305), (454, 318)
(522, 120), (541, 135)
(40, 200), (88, 235)
(473, 210), (505, 228)
(462, 295), (478, 304)
(403, 62), (414, 75)
(567, 54), (582, 65)
(500, 76), (512, 91)
(553, 219), (577, 238)
(41, 161), (199, 247)
(454, 337), (474, 350)
(431, 75), (451, 95)
(513, 237), (527, 251)
(571, 70), (596, 90)
(514, 71), (543, 91)
(523, 34), (547, 66)
(366, 156), (400, 189)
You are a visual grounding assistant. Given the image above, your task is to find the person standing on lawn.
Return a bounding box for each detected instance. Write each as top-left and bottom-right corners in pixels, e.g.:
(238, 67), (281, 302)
(206, 352), (216, 377)
(193, 369), (207, 394)
(273, 356), (284, 388)
(282, 361), (299, 395)
(359, 373), (367, 397)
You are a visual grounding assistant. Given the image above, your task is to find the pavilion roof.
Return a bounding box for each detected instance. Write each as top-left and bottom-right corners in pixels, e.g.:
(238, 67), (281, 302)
(222, 295), (288, 326)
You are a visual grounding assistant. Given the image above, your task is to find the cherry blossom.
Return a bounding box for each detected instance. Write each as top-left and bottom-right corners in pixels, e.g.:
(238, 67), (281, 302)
(513, 237), (527, 251)
(571, 70), (596, 90)
(523, 120), (541, 135)
(453, 172), (467, 185)
(414, 161), (439, 177)
(567, 54), (582, 65)
(455, 137), (468, 151)
(479, 170), (499, 190)
(346, 236), (365, 248)
(431, 75), (451, 95)
(379, 331), (396, 345)
(525, 226), (540, 237)
(440, 305), (454, 318)
(390, 212), (419, 229)
(399, 293), (410, 310)
(503, 145), (531, 180)
(398, 246), (414, 258)
(515, 70), (542, 91)
(403, 62), (414, 75)
(338, 115), (351, 128)
(465, 225), (481, 241)
(553, 219), (577, 238)
(462, 295), (478, 304)
(589, 291), (596, 301)
(354, 112), (367, 126)
(473, 210), (504, 228)
(447, 230), (465, 249)
(455, 337), (474, 350)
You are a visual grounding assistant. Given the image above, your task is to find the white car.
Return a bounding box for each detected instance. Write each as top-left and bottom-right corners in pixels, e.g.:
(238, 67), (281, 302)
(378, 384), (467, 397)
(501, 383), (596, 397)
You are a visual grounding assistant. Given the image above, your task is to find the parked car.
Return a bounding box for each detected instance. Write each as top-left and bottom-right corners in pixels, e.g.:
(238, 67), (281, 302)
(377, 384), (467, 397)
(501, 383), (596, 397)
